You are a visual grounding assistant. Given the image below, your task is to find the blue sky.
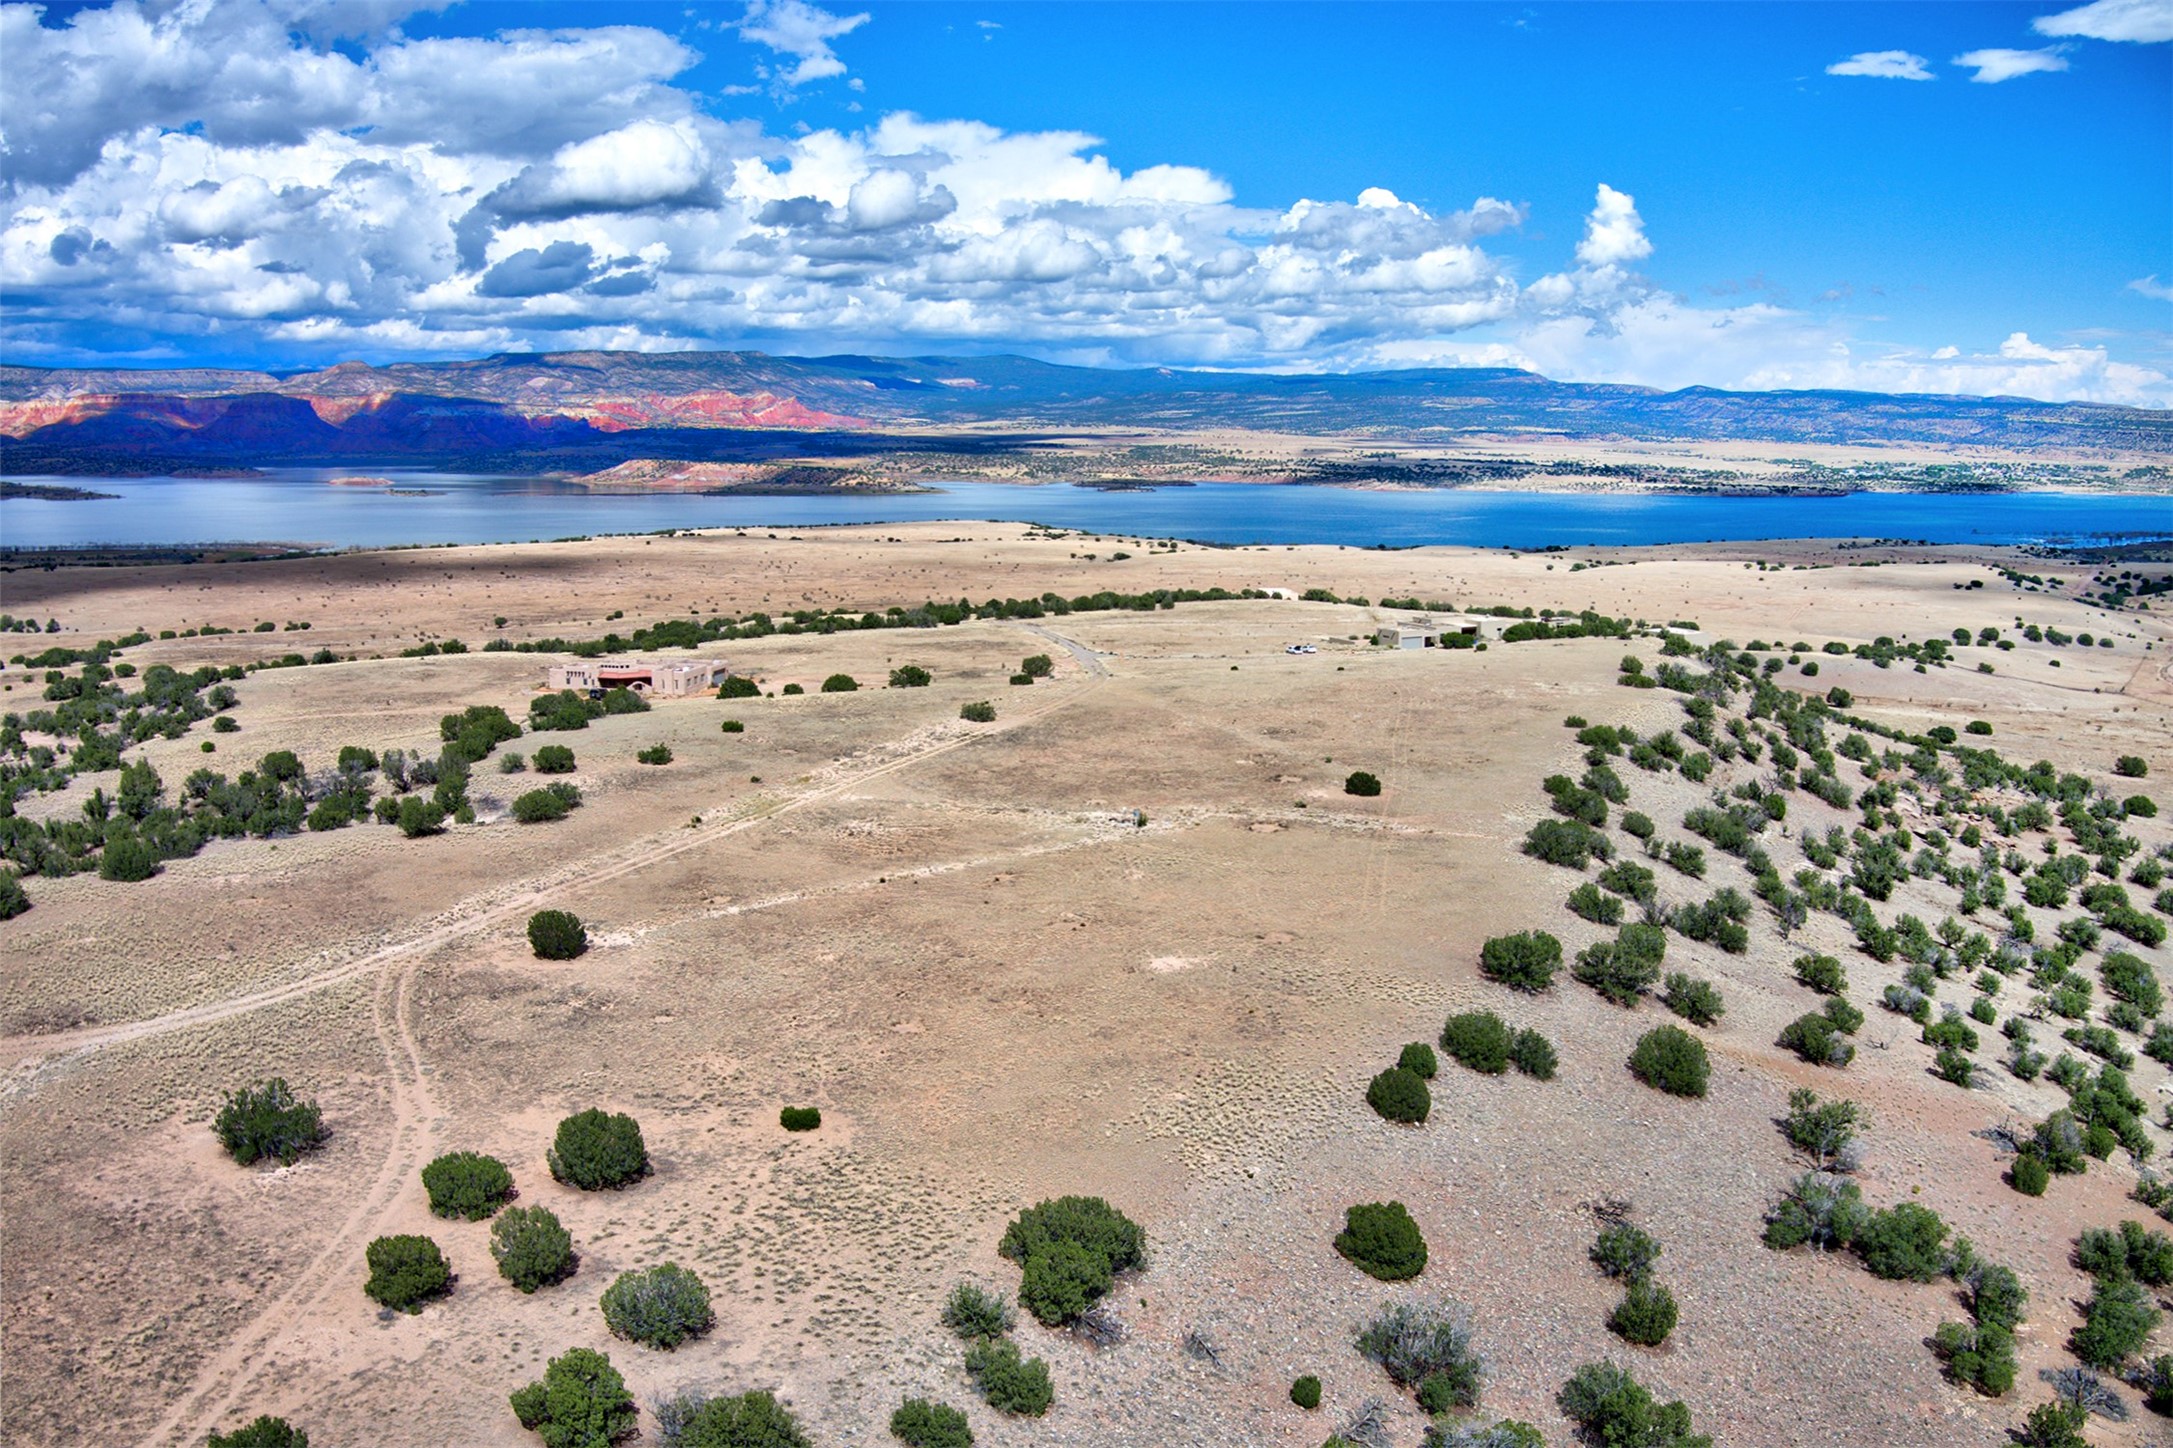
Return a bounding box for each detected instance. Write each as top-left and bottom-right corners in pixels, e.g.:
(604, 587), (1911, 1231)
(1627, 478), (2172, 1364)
(2, 0), (2168, 402)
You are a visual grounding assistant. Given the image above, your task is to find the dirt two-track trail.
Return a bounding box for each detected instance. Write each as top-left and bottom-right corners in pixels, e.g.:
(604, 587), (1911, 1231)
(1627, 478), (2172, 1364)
(0, 641), (1106, 1448)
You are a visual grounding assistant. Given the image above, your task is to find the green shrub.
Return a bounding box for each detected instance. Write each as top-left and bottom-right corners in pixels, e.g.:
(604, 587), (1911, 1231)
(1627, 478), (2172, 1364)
(2071, 1271), (2159, 1369)
(207, 1417), (308, 1448)
(528, 909), (588, 960)
(1854, 1201), (1949, 1282)
(1781, 1090), (1862, 1168)
(661, 1390), (810, 1448)
(1509, 1029), (1558, 1081)
(1335, 1201), (1427, 1280)
(999, 1195), (1143, 1324)
(395, 795), (447, 836)
(510, 1348), (635, 1448)
(1568, 882), (1624, 924)
(421, 1151), (513, 1220)
(1367, 1065), (1431, 1124)
(636, 743), (673, 765)
(1290, 1375), (1322, 1410)
(889, 665), (932, 688)
(548, 1109), (649, 1190)
(1777, 1012), (1854, 1068)
(1018, 1238), (1112, 1326)
(1344, 770), (1382, 797)
(963, 1337), (1053, 1416)
(820, 673), (860, 693)
(941, 1281), (1014, 1340)
(364, 1234), (450, 1312)
(533, 744), (577, 773)
(1574, 924), (1667, 1007)
(600, 1262), (712, 1349)
(960, 701), (996, 723)
(212, 1078), (326, 1167)
(2018, 1401), (2088, 1448)
(1479, 930), (1561, 992)
(2114, 755), (2149, 778)
(1021, 654), (1054, 678)
(719, 675), (761, 699)
(1398, 1041), (1439, 1078)
(1609, 1278), (1678, 1346)
(783, 682), (805, 694)
(1932, 1321), (2017, 1396)
(1522, 817), (1611, 868)
(1662, 974), (1724, 1027)
(1355, 1299), (1482, 1403)
(720, 719), (745, 733)
(1793, 952), (1847, 995)
(1763, 1171), (1868, 1251)
(2102, 951), (2164, 1016)
(779, 1106), (821, 1132)
(1628, 1026), (1708, 1098)
(1557, 1362), (1710, 1448)
(1440, 1011), (1512, 1074)
(98, 831), (157, 881)
(513, 788), (571, 823)
(889, 1399), (971, 1448)
(1008, 673), (1032, 686)
(492, 1205), (575, 1292)
(0, 870), (26, 919)
(1591, 1223), (1661, 1281)
(1621, 810), (1655, 841)
(2011, 1150), (2051, 1196)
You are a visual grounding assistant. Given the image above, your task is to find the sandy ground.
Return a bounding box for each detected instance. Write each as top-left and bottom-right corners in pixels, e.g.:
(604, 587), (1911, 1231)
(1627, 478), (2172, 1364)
(2, 526), (2171, 1448)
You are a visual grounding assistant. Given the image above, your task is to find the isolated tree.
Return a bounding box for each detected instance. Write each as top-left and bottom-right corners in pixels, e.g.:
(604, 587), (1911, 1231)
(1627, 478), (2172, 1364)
(213, 1079), (326, 1166)
(998, 1195), (1142, 1325)
(600, 1262), (713, 1349)
(548, 1109), (649, 1190)
(364, 1234), (451, 1312)
(1336, 1201), (1428, 1281)
(820, 673), (860, 693)
(492, 1205), (576, 1292)
(510, 1348), (636, 1448)
(528, 909), (588, 960)
(1344, 770), (1383, 797)
(1628, 1025), (1709, 1097)
(889, 665), (932, 688)
(1367, 1066), (1432, 1124)
(533, 744), (577, 773)
(1479, 931), (1561, 992)
(421, 1151), (513, 1220)
(207, 1417), (308, 1448)
(1440, 1010), (1513, 1074)
(1610, 1278), (1679, 1346)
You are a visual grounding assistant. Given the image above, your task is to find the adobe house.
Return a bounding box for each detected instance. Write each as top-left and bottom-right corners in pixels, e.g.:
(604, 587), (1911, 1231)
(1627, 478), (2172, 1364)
(544, 658), (729, 697)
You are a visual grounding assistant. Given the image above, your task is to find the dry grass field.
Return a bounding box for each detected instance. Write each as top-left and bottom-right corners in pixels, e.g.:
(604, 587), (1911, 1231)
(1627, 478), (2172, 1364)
(3, 524), (2170, 1448)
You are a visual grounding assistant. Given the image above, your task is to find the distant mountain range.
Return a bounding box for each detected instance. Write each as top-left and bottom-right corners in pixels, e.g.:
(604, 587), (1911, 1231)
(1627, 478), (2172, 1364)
(1, 350), (2167, 474)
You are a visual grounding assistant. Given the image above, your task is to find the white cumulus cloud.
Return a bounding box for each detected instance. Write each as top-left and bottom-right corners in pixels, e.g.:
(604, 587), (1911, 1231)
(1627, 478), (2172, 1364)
(1826, 50), (1936, 80)
(736, 0), (869, 88)
(1574, 184), (1651, 268)
(1953, 47), (2072, 82)
(2034, 0), (2173, 43)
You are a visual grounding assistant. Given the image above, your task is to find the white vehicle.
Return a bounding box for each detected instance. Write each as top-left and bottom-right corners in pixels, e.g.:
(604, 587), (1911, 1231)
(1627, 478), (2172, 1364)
(1285, 643), (1318, 655)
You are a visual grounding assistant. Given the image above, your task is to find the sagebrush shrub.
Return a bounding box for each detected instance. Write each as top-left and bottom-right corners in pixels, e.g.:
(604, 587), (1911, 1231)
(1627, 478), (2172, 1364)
(1355, 1299), (1482, 1404)
(600, 1263), (713, 1349)
(421, 1151), (513, 1220)
(1591, 1223), (1660, 1281)
(547, 1109), (648, 1190)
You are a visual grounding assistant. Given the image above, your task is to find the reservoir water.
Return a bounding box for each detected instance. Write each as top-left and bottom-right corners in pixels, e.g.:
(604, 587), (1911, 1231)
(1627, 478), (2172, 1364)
(2, 471), (2167, 551)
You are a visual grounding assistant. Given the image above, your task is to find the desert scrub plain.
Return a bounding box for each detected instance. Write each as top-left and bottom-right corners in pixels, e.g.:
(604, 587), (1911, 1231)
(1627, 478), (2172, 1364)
(1, 522), (2170, 1448)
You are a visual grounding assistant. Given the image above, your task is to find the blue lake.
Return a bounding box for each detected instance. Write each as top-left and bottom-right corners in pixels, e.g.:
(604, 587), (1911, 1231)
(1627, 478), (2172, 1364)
(2, 471), (2168, 550)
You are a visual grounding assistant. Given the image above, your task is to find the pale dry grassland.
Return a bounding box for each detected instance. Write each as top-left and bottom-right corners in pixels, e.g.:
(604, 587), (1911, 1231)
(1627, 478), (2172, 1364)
(2, 524), (2170, 1447)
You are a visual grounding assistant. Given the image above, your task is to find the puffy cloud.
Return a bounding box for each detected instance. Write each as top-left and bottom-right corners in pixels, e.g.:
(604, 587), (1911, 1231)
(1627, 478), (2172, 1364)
(0, 1), (2161, 407)
(1952, 47), (2072, 81)
(2034, 0), (2173, 43)
(1574, 184), (1651, 268)
(735, 0), (868, 88)
(1826, 50), (1936, 80)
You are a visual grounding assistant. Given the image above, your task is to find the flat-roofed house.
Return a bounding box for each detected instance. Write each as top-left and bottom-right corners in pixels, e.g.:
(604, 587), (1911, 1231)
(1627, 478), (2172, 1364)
(544, 658), (729, 697)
